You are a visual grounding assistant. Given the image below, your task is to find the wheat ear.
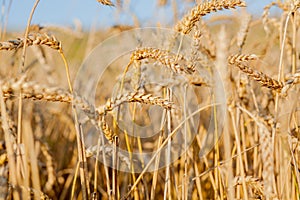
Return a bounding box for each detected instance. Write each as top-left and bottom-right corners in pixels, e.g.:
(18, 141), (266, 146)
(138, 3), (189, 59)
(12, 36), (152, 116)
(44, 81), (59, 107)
(174, 0), (246, 34)
(228, 54), (283, 92)
(127, 47), (195, 75)
(97, 91), (173, 115)
(0, 33), (61, 51)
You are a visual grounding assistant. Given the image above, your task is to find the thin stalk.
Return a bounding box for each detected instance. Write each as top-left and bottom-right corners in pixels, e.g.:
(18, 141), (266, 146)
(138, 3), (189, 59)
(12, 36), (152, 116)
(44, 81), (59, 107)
(93, 135), (102, 197)
(275, 12), (291, 113)
(99, 123), (112, 199)
(112, 136), (119, 200)
(132, 102), (144, 199)
(212, 92), (221, 199)
(124, 129), (139, 200)
(60, 42), (90, 199)
(291, 11), (297, 74)
(163, 88), (172, 200)
(229, 107), (248, 200)
(19, 0), (40, 72)
(183, 85), (188, 200)
(71, 162), (80, 200)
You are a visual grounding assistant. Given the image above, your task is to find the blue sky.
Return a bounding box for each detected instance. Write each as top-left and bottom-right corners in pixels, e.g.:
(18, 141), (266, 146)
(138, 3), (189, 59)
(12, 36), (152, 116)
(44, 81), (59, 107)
(5, 0), (274, 31)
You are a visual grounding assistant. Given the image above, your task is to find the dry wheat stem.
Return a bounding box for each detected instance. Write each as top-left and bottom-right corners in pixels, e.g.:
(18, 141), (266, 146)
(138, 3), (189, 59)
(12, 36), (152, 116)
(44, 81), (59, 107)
(174, 0), (246, 34)
(228, 54), (283, 92)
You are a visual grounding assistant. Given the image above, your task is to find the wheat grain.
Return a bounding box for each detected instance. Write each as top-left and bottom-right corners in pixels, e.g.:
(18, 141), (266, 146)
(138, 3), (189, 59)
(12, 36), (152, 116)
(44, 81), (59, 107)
(228, 54), (259, 64)
(99, 116), (116, 142)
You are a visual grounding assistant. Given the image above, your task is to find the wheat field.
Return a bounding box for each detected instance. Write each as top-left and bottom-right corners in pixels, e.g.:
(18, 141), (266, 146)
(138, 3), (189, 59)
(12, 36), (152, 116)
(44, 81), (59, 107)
(0, 0), (299, 199)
